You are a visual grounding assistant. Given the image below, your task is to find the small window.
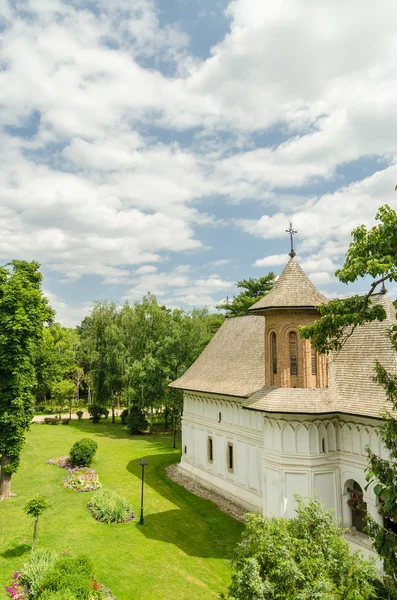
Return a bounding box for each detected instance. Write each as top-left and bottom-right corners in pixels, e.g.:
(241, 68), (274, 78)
(218, 412), (222, 423)
(311, 344), (317, 375)
(271, 332), (277, 374)
(321, 438), (326, 453)
(227, 442), (234, 471)
(184, 445), (187, 454)
(208, 437), (213, 463)
(289, 332), (298, 375)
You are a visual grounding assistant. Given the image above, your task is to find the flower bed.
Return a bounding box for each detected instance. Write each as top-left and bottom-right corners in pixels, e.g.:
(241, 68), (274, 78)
(46, 456), (71, 469)
(63, 467), (102, 492)
(6, 552), (115, 599)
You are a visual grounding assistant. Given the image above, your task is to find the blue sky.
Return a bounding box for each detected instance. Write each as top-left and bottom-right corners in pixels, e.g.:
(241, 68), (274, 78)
(1, 0), (397, 325)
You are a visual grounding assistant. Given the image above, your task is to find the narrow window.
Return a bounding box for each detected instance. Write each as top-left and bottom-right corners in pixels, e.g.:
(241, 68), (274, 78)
(184, 445), (187, 454)
(218, 412), (222, 423)
(208, 437), (213, 463)
(321, 438), (326, 453)
(271, 332), (277, 374)
(227, 443), (234, 471)
(289, 332), (298, 375)
(311, 344), (317, 375)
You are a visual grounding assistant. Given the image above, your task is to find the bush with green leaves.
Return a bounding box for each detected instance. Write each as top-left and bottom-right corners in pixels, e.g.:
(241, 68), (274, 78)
(223, 495), (379, 600)
(88, 404), (108, 423)
(40, 590), (78, 600)
(76, 410), (84, 420)
(120, 408), (129, 424)
(69, 438), (98, 468)
(40, 553), (93, 599)
(19, 549), (56, 597)
(87, 488), (133, 524)
(126, 406), (147, 435)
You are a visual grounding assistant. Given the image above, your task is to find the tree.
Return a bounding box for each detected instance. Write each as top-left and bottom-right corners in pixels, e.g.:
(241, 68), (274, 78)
(216, 274), (276, 317)
(300, 204), (397, 592)
(224, 496), (378, 600)
(51, 379), (76, 418)
(24, 494), (51, 552)
(0, 261), (53, 500)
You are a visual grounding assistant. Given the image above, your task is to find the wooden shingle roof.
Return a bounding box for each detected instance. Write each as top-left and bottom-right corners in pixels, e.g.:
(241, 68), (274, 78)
(249, 257), (328, 312)
(169, 315), (266, 398)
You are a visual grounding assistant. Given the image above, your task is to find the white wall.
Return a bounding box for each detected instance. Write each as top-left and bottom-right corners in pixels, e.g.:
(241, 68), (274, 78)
(180, 392), (264, 511)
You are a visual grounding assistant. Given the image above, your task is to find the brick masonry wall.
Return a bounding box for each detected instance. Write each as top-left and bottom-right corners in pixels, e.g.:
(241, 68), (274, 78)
(265, 309), (328, 388)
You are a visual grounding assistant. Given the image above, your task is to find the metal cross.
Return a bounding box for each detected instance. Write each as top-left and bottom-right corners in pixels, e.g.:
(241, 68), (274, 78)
(286, 222), (297, 258)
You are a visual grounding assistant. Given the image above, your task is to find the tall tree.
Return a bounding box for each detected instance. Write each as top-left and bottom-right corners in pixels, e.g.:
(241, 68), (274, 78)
(216, 273), (276, 317)
(0, 261), (52, 500)
(300, 204), (397, 593)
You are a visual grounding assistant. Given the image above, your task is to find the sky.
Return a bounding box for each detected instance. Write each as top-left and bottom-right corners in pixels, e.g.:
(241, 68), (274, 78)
(1, 0), (397, 326)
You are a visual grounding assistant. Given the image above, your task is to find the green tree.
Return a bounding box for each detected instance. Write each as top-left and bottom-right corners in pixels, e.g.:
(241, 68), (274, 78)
(24, 494), (51, 552)
(0, 261), (53, 500)
(216, 274), (276, 317)
(51, 379), (76, 418)
(224, 496), (378, 600)
(300, 204), (397, 592)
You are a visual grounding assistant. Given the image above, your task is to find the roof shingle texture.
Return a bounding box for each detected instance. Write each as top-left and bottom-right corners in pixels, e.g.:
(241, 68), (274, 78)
(249, 257), (328, 311)
(169, 315), (266, 398)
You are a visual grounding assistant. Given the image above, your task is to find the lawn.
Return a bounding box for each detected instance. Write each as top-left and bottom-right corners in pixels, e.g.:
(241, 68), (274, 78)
(0, 421), (244, 600)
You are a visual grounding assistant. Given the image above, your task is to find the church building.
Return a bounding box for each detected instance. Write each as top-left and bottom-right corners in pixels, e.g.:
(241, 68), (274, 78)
(170, 250), (397, 552)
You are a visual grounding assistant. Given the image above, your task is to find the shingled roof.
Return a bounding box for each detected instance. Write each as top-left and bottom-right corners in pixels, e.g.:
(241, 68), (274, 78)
(249, 257), (328, 312)
(169, 315), (266, 398)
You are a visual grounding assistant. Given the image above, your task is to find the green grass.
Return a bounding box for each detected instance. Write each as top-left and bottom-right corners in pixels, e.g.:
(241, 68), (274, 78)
(0, 421), (243, 600)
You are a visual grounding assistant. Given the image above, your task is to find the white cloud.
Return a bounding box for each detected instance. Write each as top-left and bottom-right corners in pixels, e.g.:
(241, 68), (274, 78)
(253, 254), (290, 268)
(135, 265), (158, 274)
(44, 290), (91, 327)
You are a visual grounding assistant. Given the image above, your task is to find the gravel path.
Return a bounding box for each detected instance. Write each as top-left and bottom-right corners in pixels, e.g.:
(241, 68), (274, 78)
(32, 411), (91, 423)
(166, 464), (247, 522)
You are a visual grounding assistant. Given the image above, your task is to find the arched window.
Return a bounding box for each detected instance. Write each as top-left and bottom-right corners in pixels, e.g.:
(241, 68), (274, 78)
(311, 343), (317, 375)
(347, 481), (367, 533)
(289, 332), (298, 375)
(271, 332), (277, 374)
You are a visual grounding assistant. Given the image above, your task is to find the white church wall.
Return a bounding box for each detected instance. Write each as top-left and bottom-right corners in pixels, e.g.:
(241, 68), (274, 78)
(179, 392), (264, 512)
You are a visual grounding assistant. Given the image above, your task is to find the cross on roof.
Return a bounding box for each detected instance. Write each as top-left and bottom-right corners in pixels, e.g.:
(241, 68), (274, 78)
(286, 222), (297, 258)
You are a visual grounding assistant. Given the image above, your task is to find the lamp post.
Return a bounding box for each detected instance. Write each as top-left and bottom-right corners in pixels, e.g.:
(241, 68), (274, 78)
(138, 457), (149, 525)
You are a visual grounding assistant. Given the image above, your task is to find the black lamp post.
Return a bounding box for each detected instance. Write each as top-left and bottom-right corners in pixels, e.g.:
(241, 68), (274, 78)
(138, 457), (149, 525)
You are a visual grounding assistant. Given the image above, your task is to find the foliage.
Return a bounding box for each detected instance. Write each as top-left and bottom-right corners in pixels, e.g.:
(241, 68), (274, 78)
(39, 590), (78, 600)
(24, 496), (51, 520)
(216, 274), (276, 317)
(43, 417), (61, 425)
(63, 467), (101, 492)
(0, 261), (53, 499)
(69, 438), (97, 468)
(34, 325), (80, 404)
(40, 554), (93, 599)
(88, 405), (108, 424)
(126, 406), (148, 435)
(18, 549), (56, 597)
(5, 572), (29, 599)
(51, 380), (76, 412)
(87, 489), (133, 524)
(224, 496), (378, 600)
(76, 410), (84, 420)
(46, 456), (71, 469)
(120, 409), (129, 424)
(300, 204), (397, 592)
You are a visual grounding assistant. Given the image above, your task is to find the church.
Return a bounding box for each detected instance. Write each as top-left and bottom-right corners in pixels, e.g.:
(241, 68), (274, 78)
(170, 246), (397, 553)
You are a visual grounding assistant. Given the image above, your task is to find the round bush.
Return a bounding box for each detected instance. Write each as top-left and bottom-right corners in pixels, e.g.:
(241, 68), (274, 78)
(69, 438), (98, 468)
(88, 488), (133, 524)
(88, 404), (108, 423)
(126, 406), (148, 435)
(120, 408), (129, 424)
(76, 410), (84, 420)
(40, 554), (93, 600)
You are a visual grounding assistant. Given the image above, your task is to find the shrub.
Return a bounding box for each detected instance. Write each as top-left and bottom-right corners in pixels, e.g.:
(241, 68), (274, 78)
(88, 405), (108, 423)
(40, 590), (78, 600)
(24, 495), (51, 552)
(36, 405), (45, 413)
(69, 438), (98, 467)
(120, 409), (129, 424)
(102, 407), (109, 419)
(61, 419), (69, 425)
(126, 406), (148, 435)
(87, 489), (134, 524)
(19, 549), (56, 597)
(40, 554), (93, 600)
(63, 468), (101, 492)
(43, 417), (60, 425)
(76, 410), (84, 420)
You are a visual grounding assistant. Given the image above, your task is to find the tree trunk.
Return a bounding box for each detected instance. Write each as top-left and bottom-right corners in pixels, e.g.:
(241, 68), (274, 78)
(88, 384), (92, 405)
(0, 455), (13, 500)
(150, 406), (153, 434)
(32, 517), (38, 552)
(111, 396), (115, 424)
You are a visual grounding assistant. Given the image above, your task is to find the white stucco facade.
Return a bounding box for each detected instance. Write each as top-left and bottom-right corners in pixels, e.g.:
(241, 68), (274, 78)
(180, 391), (386, 553)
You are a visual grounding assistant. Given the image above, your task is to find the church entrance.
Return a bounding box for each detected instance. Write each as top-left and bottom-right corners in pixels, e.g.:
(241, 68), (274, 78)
(347, 481), (367, 533)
